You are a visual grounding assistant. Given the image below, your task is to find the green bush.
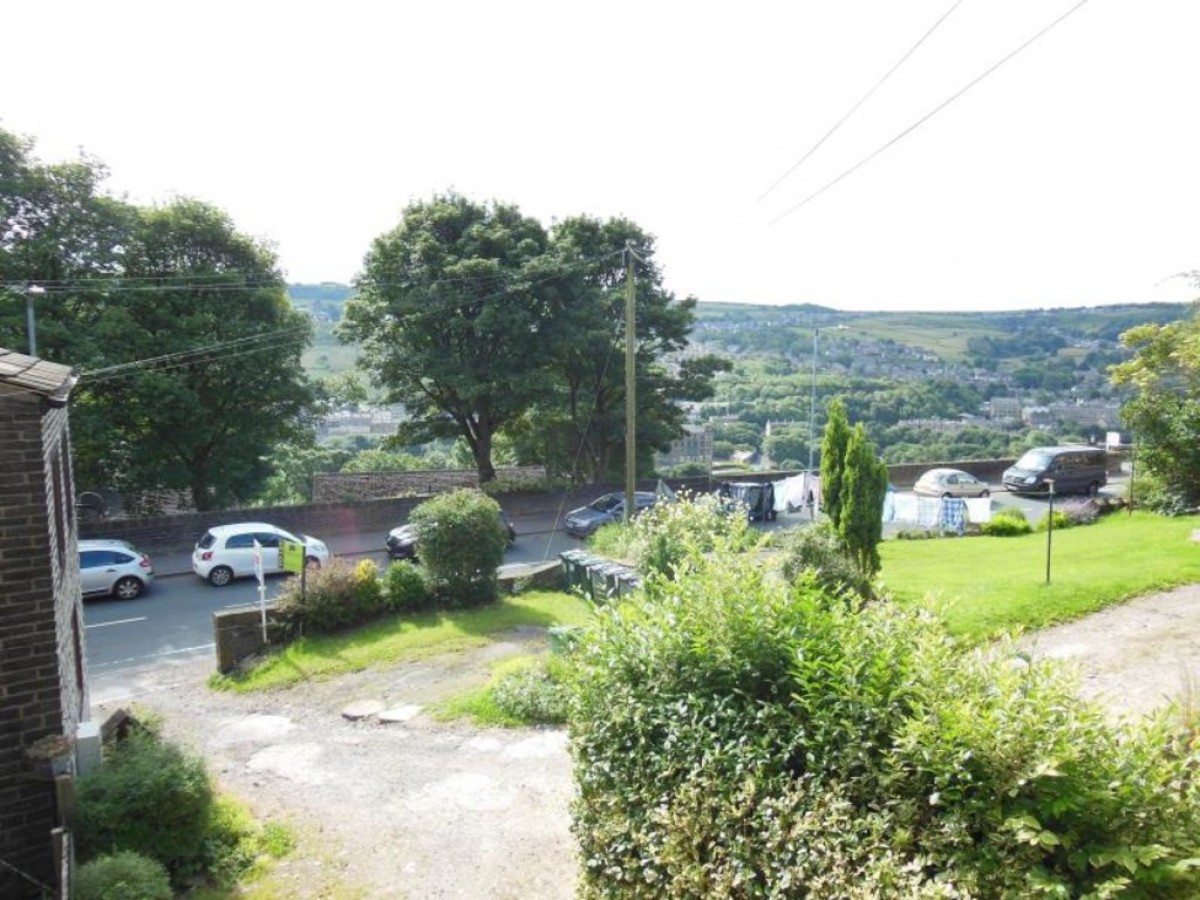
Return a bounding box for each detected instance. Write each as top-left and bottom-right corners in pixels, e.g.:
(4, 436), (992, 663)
(202, 794), (293, 887)
(76, 731), (214, 883)
(276, 558), (385, 634)
(568, 550), (1200, 897)
(632, 491), (756, 579)
(585, 521), (639, 561)
(981, 505), (1033, 536)
(383, 559), (431, 612)
(75, 851), (172, 900)
(779, 520), (872, 599)
(1036, 509), (1074, 531)
(491, 658), (570, 725)
(410, 488), (508, 606)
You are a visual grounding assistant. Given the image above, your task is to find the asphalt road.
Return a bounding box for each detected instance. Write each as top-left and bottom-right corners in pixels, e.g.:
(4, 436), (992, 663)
(83, 481), (1126, 678)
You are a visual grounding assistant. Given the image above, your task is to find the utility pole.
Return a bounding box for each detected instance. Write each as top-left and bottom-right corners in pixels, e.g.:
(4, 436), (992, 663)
(25, 284), (44, 356)
(624, 243), (637, 522)
(807, 327), (818, 474)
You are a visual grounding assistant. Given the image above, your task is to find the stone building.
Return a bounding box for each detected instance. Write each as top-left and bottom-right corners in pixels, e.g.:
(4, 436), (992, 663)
(0, 348), (87, 899)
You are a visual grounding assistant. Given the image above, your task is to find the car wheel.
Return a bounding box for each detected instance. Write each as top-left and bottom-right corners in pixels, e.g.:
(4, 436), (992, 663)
(979, 489), (990, 498)
(1088, 481), (1101, 497)
(305, 556), (321, 570)
(113, 576), (143, 600)
(208, 566), (234, 587)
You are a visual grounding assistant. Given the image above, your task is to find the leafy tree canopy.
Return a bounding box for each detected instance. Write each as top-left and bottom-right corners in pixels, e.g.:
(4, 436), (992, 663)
(1, 129), (323, 510)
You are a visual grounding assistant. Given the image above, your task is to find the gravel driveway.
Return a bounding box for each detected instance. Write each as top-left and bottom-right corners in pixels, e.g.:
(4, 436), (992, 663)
(87, 585), (1200, 897)
(90, 629), (577, 899)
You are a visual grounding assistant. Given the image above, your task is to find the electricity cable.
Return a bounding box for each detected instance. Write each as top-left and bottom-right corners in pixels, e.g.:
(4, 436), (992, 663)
(769, 0), (1092, 225)
(758, 0), (965, 202)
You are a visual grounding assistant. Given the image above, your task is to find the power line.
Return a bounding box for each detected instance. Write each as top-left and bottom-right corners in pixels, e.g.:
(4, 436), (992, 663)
(758, 0), (965, 203)
(769, 0), (1092, 225)
(80, 326), (310, 380)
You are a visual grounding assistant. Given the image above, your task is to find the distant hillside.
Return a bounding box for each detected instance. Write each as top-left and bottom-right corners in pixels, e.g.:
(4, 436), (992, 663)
(288, 283), (357, 379)
(692, 301), (1192, 363)
(288, 282), (353, 322)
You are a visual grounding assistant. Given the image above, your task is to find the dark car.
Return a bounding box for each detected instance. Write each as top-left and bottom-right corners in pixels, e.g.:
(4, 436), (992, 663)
(563, 492), (657, 538)
(386, 509), (516, 561)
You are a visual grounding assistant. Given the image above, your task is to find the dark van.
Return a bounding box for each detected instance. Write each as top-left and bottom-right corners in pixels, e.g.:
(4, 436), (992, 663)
(1002, 446), (1107, 495)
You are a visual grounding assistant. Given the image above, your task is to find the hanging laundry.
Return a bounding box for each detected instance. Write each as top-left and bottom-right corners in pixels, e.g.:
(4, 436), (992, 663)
(964, 497), (992, 524)
(940, 497), (967, 535)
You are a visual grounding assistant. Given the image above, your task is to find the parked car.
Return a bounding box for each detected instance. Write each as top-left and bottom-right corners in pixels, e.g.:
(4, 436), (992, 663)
(912, 468), (991, 498)
(192, 522), (330, 587)
(1003, 446), (1107, 495)
(564, 492), (657, 538)
(79, 539), (154, 600)
(386, 509), (516, 561)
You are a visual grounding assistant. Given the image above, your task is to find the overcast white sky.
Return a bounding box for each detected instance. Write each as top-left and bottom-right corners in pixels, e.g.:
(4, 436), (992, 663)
(6, 1), (1198, 312)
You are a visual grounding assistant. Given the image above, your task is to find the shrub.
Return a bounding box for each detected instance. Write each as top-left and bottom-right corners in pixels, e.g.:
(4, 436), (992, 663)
(202, 794), (294, 887)
(568, 551), (1200, 897)
(275, 558), (385, 634)
(585, 520), (638, 561)
(491, 658), (570, 725)
(75, 851), (172, 900)
(410, 488), (508, 606)
(631, 491), (756, 579)
(76, 730), (214, 883)
(779, 520), (872, 599)
(383, 559), (431, 612)
(981, 505), (1032, 536)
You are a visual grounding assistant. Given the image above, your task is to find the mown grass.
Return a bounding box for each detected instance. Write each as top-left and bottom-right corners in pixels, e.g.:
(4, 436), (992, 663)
(880, 511), (1200, 639)
(210, 591), (592, 693)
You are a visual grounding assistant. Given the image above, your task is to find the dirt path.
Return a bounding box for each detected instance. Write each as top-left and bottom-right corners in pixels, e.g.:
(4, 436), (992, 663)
(91, 630), (577, 899)
(1017, 583), (1200, 720)
(88, 586), (1200, 897)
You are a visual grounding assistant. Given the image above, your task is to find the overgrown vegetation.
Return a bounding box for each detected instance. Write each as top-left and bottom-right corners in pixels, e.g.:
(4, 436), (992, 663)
(75, 726), (292, 891)
(438, 655), (571, 727)
(569, 549), (1200, 897)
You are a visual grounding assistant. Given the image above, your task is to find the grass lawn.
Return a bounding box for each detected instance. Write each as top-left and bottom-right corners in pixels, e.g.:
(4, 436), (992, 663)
(211, 590), (593, 693)
(879, 511), (1200, 639)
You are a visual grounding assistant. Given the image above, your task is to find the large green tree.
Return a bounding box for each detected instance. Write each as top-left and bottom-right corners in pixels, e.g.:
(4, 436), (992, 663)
(1, 129), (323, 510)
(340, 193), (562, 483)
(73, 199), (322, 510)
(509, 215), (729, 483)
(1111, 290), (1200, 509)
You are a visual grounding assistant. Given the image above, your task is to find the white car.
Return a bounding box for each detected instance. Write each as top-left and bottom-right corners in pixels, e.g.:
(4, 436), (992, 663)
(192, 522), (329, 587)
(79, 539), (154, 600)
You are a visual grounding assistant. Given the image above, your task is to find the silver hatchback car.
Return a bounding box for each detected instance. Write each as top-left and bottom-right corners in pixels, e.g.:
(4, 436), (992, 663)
(79, 539), (155, 601)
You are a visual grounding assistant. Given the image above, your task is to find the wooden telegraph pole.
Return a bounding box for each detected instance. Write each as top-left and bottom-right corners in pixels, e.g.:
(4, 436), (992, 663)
(624, 243), (636, 522)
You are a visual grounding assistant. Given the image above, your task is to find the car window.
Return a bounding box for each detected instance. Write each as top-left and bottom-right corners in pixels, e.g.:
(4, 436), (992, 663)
(225, 533), (255, 549)
(80, 550), (105, 568)
(1016, 451), (1052, 470)
(197, 532), (216, 550)
(256, 532), (280, 549)
(589, 495), (621, 513)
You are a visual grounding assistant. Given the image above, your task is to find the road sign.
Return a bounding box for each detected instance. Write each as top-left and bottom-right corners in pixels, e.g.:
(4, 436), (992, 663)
(281, 540), (304, 575)
(252, 538), (264, 587)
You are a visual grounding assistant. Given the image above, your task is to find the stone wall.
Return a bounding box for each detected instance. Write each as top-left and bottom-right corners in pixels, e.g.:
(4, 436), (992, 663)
(312, 466), (546, 503)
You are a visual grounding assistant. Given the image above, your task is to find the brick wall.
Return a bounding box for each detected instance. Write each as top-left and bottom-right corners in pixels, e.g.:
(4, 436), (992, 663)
(0, 393), (80, 898)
